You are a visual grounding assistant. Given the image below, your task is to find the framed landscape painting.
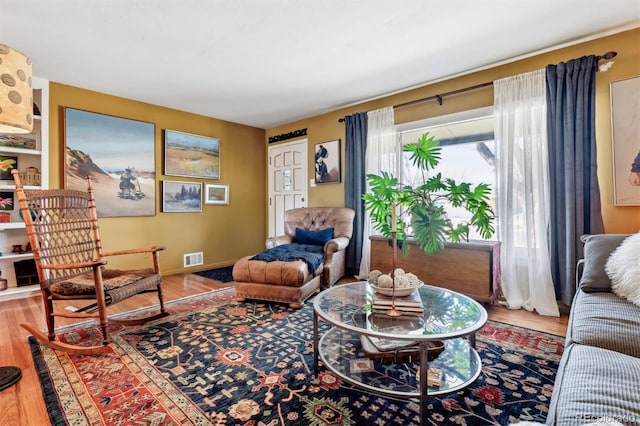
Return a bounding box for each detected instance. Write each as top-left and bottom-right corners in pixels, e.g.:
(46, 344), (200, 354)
(205, 183), (229, 205)
(162, 181), (202, 212)
(164, 130), (220, 179)
(64, 108), (156, 217)
(0, 133), (37, 150)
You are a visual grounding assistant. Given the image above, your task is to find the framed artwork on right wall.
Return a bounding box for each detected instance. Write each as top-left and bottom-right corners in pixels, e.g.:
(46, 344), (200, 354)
(610, 75), (640, 206)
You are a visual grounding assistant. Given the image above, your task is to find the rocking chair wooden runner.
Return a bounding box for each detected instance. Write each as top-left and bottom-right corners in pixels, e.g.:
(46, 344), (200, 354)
(12, 170), (169, 354)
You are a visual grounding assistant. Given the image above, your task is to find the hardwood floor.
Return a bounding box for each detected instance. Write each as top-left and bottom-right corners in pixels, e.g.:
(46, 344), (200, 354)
(0, 273), (568, 425)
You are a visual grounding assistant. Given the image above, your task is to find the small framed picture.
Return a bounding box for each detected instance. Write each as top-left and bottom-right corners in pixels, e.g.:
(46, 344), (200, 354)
(162, 181), (202, 213)
(0, 156), (18, 181)
(205, 183), (229, 205)
(314, 139), (341, 184)
(0, 133), (37, 150)
(0, 191), (14, 210)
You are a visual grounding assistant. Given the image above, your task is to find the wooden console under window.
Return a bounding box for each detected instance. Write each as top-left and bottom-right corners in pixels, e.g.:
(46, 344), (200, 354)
(369, 236), (501, 304)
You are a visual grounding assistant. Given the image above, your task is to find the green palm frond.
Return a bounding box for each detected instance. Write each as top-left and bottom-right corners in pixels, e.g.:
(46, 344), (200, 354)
(403, 133), (441, 171)
(410, 204), (450, 255)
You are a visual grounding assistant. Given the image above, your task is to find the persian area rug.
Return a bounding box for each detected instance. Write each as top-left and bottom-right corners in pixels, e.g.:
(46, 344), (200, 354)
(30, 290), (564, 426)
(194, 265), (234, 283)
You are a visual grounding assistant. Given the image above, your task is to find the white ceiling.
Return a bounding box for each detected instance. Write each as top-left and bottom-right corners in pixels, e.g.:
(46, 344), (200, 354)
(2, 1), (639, 129)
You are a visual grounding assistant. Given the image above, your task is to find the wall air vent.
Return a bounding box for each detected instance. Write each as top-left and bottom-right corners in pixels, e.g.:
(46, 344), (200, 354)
(183, 252), (203, 268)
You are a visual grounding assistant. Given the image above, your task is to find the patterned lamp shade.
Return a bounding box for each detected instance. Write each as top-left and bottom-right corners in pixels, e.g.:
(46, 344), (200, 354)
(0, 44), (33, 134)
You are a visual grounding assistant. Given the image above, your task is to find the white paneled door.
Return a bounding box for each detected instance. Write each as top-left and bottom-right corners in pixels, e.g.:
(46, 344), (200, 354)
(268, 139), (308, 237)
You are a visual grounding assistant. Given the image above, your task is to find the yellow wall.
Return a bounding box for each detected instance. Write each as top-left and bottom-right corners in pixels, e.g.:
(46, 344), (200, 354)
(48, 83), (267, 274)
(44, 28), (640, 275)
(267, 28), (640, 234)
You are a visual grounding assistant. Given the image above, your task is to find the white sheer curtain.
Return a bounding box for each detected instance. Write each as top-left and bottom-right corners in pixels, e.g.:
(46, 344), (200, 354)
(494, 69), (560, 317)
(357, 107), (397, 280)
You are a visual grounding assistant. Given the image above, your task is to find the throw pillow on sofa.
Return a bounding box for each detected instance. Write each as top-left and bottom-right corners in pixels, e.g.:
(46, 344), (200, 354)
(605, 232), (640, 307)
(294, 227), (334, 246)
(579, 234), (630, 292)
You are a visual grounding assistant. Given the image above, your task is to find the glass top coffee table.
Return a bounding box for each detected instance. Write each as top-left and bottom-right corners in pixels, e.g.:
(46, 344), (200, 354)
(313, 281), (488, 426)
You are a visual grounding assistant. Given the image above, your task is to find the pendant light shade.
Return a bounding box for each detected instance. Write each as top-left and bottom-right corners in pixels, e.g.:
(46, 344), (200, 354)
(0, 43), (30, 392)
(0, 44), (33, 134)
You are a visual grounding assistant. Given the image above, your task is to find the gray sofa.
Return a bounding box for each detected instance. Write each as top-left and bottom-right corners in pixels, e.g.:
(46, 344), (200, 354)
(547, 234), (640, 425)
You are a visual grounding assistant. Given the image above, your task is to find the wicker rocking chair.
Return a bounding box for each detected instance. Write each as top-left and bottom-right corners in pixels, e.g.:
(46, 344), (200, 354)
(12, 170), (168, 354)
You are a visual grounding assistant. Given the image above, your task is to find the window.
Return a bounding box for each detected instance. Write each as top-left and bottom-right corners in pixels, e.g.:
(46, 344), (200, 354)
(397, 107), (496, 240)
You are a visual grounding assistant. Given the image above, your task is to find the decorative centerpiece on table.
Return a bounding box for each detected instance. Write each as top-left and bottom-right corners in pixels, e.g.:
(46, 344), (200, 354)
(364, 267), (446, 366)
(368, 268), (424, 316)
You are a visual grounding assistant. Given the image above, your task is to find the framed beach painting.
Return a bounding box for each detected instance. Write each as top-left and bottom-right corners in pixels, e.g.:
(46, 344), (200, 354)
(205, 183), (229, 205)
(164, 130), (220, 179)
(64, 108), (156, 217)
(314, 139), (341, 184)
(610, 76), (640, 206)
(162, 181), (202, 212)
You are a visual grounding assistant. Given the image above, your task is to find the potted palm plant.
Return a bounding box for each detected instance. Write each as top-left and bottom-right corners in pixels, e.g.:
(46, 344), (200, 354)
(362, 132), (495, 256)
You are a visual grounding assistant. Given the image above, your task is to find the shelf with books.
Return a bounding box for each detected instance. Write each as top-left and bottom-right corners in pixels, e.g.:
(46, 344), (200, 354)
(0, 77), (48, 298)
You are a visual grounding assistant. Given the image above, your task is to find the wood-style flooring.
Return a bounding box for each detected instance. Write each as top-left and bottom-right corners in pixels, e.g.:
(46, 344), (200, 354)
(0, 273), (568, 425)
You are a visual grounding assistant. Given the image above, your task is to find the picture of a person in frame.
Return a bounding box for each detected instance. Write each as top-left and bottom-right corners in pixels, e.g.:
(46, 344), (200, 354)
(630, 149), (640, 186)
(314, 141), (341, 184)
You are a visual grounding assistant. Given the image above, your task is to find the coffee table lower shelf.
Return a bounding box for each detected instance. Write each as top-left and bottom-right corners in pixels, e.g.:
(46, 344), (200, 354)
(317, 326), (482, 399)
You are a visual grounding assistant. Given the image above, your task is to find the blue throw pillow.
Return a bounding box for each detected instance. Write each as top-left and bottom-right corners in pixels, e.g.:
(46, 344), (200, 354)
(294, 227), (334, 246)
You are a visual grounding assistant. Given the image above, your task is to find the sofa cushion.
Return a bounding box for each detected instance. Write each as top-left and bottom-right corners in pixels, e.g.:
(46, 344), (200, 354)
(579, 234), (630, 292)
(606, 233), (640, 307)
(294, 227), (334, 246)
(567, 290), (640, 358)
(233, 255), (321, 287)
(547, 343), (640, 425)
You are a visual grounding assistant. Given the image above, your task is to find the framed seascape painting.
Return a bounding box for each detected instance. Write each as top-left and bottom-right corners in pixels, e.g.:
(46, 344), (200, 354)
(205, 183), (229, 205)
(164, 130), (220, 179)
(162, 181), (202, 212)
(64, 108), (156, 217)
(314, 139), (341, 184)
(610, 76), (640, 206)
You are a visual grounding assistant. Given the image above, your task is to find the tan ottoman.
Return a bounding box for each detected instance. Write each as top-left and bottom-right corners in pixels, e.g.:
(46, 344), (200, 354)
(232, 255), (322, 309)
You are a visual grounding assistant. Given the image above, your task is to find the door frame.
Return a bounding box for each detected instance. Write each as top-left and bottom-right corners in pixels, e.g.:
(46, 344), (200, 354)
(267, 138), (308, 238)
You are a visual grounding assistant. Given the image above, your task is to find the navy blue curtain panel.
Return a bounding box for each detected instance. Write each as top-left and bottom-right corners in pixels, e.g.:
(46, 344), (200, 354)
(344, 112), (368, 276)
(546, 55), (604, 306)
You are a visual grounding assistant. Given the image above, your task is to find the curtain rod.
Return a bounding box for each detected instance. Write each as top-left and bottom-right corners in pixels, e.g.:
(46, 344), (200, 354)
(338, 51), (617, 123)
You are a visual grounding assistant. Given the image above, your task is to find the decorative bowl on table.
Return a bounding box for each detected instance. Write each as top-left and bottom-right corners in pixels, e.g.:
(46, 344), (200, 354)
(368, 268), (423, 296)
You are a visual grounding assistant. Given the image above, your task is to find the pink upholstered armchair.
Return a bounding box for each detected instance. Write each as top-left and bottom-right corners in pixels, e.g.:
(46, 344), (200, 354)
(266, 207), (355, 289)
